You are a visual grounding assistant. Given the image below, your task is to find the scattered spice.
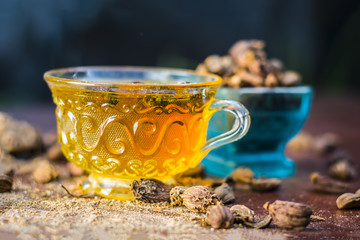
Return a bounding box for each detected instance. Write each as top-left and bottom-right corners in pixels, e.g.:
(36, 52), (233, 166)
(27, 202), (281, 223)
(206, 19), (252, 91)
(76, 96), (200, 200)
(336, 193), (360, 209)
(236, 70), (264, 87)
(60, 184), (98, 199)
(182, 186), (219, 213)
(231, 167), (281, 192)
(32, 159), (59, 184)
(230, 204), (255, 223)
(232, 166), (254, 184)
(250, 178), (281, 192)
(279, 71), (301, 86)
(195, 64), (208, 75)
(328, 157), (356, 181)
(356, 189), (360, 195)
(225, 74), (241, 89)
(0, 174), (13, 193)
(229, 40), (266, 69)
(286, 131), (315, 153)
(170, 186), (187, 206)
(264, 200), (313, 232)
(204, 55), (223, 74)
(242, 215), (272, 229)
(130, 179), (172, 203)
(310, 172), (349, 194)
(310, 215), (326, 222)
(214, 183), (235, 204)
(0, 112), (42, 154)
(205, 205), (234, 229)
(264, 73), (278, 87)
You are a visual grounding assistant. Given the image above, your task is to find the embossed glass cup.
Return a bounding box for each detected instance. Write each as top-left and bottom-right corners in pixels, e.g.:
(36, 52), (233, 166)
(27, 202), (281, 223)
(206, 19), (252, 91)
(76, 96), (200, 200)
(44, 66), (250, 200)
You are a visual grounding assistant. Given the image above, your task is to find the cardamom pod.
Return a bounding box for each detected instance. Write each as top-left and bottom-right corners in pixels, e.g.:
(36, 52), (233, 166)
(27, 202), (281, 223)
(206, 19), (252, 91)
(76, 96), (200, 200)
(33, 159), (59, 184)
(310, 172), (349, 194)
(214, 183), (235, 204)
(232, 167), (254, 184)
(264, 200), (313, 231)
(182, 186), (219, 213)
(310, 215), (325, 222)
(130, 179), (172, 203)
(242, 215), (272, 229)
(250, 178), (281, 192)
(336, 193), (360, 209)
(0, 174), (13, 193)
(170, 186), (187, 206)
(205, 205), (234, 229)
(230, 204), (254, 223)
(356, 189), (360, 195)
(328, 158), (356, 181)
(204, 55), (223, 74)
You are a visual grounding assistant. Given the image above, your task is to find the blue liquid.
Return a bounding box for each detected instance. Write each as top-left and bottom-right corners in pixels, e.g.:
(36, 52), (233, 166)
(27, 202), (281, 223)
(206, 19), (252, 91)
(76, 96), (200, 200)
(203, 86), (313, 178)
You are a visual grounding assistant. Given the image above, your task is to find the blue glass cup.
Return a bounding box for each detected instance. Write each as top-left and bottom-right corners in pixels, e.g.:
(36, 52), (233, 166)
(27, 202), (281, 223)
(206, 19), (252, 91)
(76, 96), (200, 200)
(202, 86), (313, 178)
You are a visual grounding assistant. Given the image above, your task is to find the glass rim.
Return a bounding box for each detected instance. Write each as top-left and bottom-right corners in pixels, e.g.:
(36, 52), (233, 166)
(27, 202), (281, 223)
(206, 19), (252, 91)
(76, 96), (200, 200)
(44, 66), (222, 89)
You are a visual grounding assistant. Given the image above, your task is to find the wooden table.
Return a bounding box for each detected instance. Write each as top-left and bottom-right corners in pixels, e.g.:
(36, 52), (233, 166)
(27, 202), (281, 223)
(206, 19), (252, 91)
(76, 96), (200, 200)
(1, 96), (360, 240)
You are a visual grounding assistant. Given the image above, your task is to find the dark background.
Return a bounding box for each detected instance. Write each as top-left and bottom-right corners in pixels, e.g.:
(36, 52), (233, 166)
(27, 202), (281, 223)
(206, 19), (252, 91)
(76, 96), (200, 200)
(0, 0), (359, 105)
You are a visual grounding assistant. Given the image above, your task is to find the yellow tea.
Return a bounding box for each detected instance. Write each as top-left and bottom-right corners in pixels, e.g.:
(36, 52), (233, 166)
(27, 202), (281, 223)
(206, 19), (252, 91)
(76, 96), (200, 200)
(52, 87), (216, 181)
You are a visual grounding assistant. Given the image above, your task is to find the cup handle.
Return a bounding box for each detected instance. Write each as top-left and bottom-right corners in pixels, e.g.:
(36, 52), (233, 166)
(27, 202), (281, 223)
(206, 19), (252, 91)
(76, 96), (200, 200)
(201, 99), (251, 152)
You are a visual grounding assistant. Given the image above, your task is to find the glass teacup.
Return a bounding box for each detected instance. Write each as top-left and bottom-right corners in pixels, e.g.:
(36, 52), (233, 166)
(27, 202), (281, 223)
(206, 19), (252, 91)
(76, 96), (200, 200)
(44, 67), (250, 200)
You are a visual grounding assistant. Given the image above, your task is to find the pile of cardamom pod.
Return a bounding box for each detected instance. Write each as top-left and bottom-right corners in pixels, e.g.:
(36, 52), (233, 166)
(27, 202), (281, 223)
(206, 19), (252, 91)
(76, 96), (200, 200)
(196, 40), (301, 88)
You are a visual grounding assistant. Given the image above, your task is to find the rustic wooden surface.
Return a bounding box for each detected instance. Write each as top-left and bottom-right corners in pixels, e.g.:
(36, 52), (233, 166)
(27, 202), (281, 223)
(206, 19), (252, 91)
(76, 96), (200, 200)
(1, 96), (360, 240)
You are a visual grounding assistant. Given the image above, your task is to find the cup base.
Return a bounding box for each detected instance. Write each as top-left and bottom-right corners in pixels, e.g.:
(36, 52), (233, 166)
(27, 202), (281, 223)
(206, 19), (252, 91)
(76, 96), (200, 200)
(82, 174), (176, 200)
(82, 174), (135, 200)
(202, 151), (295, 178)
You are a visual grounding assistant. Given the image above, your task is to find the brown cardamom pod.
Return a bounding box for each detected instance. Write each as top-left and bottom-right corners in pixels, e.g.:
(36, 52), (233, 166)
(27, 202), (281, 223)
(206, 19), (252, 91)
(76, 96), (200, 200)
(230, 204), (255, 223)
(265, 200), (313, 231)
(232, 166), (254, 184)
(310, 172), (349, 194)
(130, 179), (172, 203)
(242, 215), (272, 229)
(182, 186), (219, 213)
(170, 186), (188, 206)
(32, 159), (59, 184)
(206, 205), (234, 229)
(214, 183), (235, 204)
(250, 178), (281, 192)
(264, 73), (279, 88)
(280, 71), (301, 87)
(0, 175), (13, 193)
(328, 158), (356, 181)
(336, 193), (360, 209)
(356, 189), (360, 195)
(310, 215), (325, 222)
